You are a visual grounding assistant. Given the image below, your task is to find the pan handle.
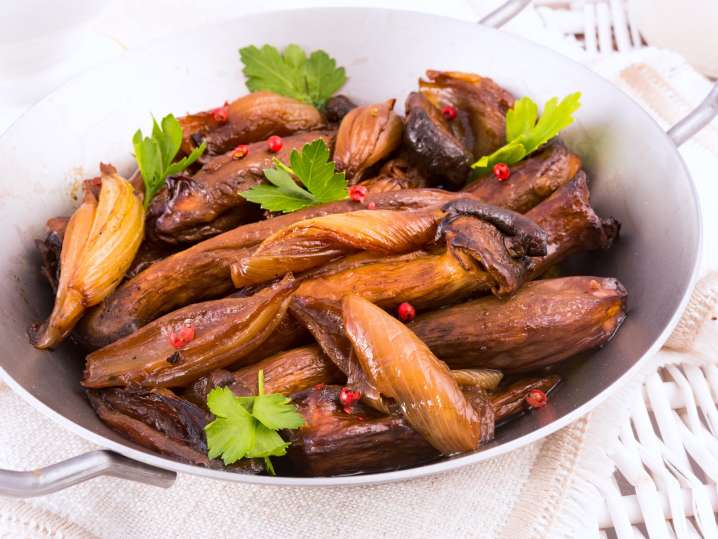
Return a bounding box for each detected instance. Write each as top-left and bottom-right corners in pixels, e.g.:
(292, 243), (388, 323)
(479, 0), (532, 28)
(0, 450), (176, 497)
(668, 81), (718, 147)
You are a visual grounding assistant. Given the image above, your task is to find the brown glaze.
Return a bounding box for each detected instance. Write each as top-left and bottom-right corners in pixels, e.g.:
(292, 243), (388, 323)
(462, 141), (582, 212)
(76, 188), (458, 349)
(149, 131), (335, 244)
(178, 91), (325, 157)
(231, 196), (545, 289)
(410, 276), (628, 372)
(82, 277), (296, 388)
(290, 174), (618, 379)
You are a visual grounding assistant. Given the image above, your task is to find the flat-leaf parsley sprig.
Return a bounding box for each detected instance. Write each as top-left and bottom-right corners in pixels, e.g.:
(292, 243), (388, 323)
(132, 114), (206, 208)
(239, 44), (347, 108)
(472, 92), (581, 175)
(240, 139), (348, 213)
(204, 370), (305, 475)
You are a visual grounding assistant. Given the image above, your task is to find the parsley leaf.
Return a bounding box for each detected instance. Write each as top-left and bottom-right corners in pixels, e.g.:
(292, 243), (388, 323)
(132, 114), (206, 209)
(239, 44), (347, 108)
(253, 393), (306, 431)
(472, 92), (581, 175)
(204, 370), (304, 473)
(240, 139), (348, 213)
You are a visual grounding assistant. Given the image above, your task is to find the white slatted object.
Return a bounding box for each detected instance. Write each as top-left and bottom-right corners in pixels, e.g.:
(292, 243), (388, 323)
(516, 2), (718, 537)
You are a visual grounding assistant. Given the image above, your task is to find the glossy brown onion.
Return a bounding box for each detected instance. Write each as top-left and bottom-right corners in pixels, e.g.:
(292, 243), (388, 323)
(357, 156), (427, 193)
(231, 208), (440, 287)
(29, 165), (144, 350)
(342, 294), (483, 454)
(183, 345), (343, 408)
(285, 376), (559, 476)
(82, 276), (295, 388)
(462, 141), (582, 213)
(419, 70), (515, 158)
(290, 174), (618, 390)
(149, 130), (334, 244)
(179, 91), (325, 156)
(334, 99), (404, 182)
(231, 195), (545, 289)
(76, 188), (458, 350)
(410, 276), (627, 372)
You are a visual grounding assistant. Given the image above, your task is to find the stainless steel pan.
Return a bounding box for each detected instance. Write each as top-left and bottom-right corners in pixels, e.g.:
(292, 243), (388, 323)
(1, 3), (716, 495)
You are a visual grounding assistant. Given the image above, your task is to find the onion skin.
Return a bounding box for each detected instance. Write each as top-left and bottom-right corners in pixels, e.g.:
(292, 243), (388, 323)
(334, 99), (404, 182)
(342, 294), (484, 454)
(82, 276), (295, 388)
(451, 369), (503, 389)
(231, 208), (440, 288)
(76, 188), (457, 350)
(29, 165), (144, 350)
(178, 91), (325, 157)
(231, 195), (545, 289)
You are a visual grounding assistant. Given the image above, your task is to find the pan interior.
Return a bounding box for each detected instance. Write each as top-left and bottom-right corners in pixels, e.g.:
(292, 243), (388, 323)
(0, 8), (700, 484)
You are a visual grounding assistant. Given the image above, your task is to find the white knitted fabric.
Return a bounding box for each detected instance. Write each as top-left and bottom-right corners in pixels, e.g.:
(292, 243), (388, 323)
(2, 10), (718, 539)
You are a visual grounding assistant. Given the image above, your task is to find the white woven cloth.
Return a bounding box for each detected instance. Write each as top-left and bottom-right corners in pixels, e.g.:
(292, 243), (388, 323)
(2, 6), (718, 539)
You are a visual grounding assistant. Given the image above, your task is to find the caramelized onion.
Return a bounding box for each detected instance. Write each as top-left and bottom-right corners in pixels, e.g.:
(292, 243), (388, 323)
(29, 165), (144, 349)
(179, 91), (324, 156)
(334, 99), (404, 182)
(342, 294), (483, 454)
(231, 208), (439, 287)
(82, 276), (295, 388)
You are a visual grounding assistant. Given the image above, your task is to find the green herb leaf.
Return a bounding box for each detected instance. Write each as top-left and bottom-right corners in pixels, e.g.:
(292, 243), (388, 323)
(205, 387), (255, 465)
(304, 50), (348, 107)
(505, 97), (538, 143)
(132, 113), (206, 209)
(204, 371), (304, 474)
(253, 393), (306, 431)
(239, 139), (348, 213)
(239, 44), (347, 108)
(471, 92), (581, 175)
